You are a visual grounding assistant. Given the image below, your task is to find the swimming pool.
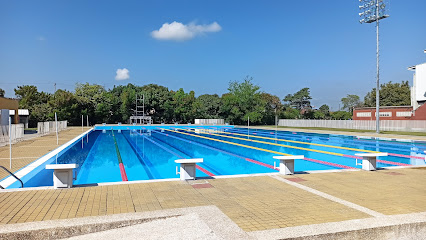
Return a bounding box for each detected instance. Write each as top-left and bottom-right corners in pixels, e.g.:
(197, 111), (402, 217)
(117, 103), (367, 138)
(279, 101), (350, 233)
(4, 125), (426, 188)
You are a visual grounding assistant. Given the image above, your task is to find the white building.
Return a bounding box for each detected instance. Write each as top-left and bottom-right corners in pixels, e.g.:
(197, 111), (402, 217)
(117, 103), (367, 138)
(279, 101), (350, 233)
(409, 62), (426, 110)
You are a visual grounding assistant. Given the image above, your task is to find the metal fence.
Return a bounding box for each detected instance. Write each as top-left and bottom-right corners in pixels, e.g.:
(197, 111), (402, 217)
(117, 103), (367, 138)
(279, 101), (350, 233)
(37, 121), (68, 135)
(194, 119), (225, 125)
(0, 124), (24, 144)
(278, 119), (426, 132)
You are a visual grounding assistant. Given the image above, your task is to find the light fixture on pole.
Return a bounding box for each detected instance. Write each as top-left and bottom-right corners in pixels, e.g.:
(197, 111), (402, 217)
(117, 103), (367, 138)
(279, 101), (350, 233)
(359, 0), (389, 133)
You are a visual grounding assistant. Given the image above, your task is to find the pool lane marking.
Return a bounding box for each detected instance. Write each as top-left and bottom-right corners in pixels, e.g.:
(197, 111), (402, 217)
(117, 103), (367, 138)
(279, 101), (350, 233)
(247, 127), (426, 151)
(271, 175), (384, 217)
(155, 130), (277, 170)
(149, 133), (220, 175)
(184, 129), (411, 167)
(142, 134), (215, 177)
(121, 133), (156, 179)
(228, 128), (426, 159)
(164, 129), (355, 170)
(214, 128), (379, 153)
(111, 130), (128, 181)
(183, 128), (356, 157)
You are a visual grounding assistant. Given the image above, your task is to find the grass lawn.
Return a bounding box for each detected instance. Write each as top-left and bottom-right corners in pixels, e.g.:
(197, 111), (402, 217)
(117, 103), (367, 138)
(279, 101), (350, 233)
(259, 125), (426, 137)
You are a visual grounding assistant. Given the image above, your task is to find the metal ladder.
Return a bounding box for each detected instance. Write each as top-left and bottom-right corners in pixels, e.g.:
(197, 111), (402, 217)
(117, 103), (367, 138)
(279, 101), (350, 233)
(0, 166), (23, 189)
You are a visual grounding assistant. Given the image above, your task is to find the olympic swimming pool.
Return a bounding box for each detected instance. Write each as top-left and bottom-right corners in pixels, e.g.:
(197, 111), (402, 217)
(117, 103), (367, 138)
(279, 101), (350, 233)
(3, 125), (426, 188)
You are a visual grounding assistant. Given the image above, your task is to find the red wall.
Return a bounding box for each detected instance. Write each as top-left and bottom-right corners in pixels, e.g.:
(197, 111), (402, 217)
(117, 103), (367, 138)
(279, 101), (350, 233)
(353, 107), (413, 120)
(410, 104), (426, 120)
(353, 105), (426, 120)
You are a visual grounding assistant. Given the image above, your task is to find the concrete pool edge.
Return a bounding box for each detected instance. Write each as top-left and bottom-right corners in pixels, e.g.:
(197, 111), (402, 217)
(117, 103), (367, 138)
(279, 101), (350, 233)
(0, 205), (249, 240)
(249, 211), (426, 240)
(0, 128), (94, 189)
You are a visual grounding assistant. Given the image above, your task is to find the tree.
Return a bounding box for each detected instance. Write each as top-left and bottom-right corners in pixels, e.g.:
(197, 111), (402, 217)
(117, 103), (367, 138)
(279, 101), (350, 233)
(260, 93), (282, 125)
(283, 88), (312, 110)
(195, 94), (221, 119)
(330, 111), (352, 120)
(341, 94), (361, 112)
(220, 76), (265, 125)
(0, 88), (5, 97)
(364, 81), (410, 107)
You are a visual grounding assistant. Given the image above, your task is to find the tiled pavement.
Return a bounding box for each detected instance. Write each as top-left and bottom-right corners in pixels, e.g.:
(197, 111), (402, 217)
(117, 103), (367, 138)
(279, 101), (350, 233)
(0, 127), (90, 180)
(0, 176), (370, 231)
(287, 167), (426, 215)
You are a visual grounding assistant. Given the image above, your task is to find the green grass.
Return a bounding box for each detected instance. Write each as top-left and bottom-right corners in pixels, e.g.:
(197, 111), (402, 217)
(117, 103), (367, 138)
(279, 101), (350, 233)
(258, 125), (426, 137)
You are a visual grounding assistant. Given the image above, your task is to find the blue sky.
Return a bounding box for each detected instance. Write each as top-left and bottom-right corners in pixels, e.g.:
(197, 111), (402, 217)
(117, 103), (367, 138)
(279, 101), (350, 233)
(0, 0), (425, 110)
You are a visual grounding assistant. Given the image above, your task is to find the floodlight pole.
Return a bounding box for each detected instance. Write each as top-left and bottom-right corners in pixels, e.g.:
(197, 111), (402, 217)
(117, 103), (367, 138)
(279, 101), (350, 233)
(359, 0), (389, 134)
(375, 0), (380, 134)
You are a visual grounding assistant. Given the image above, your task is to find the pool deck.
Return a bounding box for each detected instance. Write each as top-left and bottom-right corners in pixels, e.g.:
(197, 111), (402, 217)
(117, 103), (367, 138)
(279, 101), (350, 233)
(0, 127), (426, 239)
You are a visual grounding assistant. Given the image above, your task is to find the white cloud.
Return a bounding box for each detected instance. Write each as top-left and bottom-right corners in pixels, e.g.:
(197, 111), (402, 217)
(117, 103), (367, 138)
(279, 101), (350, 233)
(37, 36), (46, 41)
(115, 68), (130, 80)
(151, 21), (221, 41)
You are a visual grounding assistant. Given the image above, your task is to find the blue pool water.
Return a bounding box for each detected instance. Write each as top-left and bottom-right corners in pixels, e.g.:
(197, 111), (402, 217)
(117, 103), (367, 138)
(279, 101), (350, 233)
(6, 126), (426, 188)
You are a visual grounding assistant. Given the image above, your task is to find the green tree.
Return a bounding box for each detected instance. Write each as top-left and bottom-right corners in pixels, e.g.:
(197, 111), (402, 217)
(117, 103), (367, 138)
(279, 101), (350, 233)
(15, 85), (51, 127)
(195, 94), (221, 119)
(220, 76), (265, 125)
(364, 81), (410, 107)
(0, 88), (5, 97)
(75, 83), (108, 124)
(283, 88), (312, 110)
(330, 111), (352, 120)
(341, 94), (361, 112)
(260, 93), (282, 125)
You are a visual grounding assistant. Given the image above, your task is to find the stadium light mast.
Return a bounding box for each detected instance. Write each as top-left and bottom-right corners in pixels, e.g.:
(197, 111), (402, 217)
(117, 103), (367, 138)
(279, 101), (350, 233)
(359, 0), (389, 133)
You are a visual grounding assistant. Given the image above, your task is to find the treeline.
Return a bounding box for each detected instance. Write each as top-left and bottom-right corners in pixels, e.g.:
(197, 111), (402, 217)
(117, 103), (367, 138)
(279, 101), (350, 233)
(3, 77), (410, 127)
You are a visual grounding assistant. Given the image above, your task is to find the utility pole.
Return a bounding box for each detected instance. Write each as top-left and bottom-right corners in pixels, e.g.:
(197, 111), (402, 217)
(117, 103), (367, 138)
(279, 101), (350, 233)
(54, 83), (56, 93)
(359, 0), (389, 133)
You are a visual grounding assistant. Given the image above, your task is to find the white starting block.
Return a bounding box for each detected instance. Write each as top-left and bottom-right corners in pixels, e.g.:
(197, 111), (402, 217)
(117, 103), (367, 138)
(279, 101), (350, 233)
(175, 158), (203, 180)
(355, 153), (388, 171)
(273, 155), (304, 175)
(45, 164), (78, 189)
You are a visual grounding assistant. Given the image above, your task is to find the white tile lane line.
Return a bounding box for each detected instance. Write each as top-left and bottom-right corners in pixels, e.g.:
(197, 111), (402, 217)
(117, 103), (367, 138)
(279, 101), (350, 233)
(270, 175), (384, 217)
(0, 128), (93, 189)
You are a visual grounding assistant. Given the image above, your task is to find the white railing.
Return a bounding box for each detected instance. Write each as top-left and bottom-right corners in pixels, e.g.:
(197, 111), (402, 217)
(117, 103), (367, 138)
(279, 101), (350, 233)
(0, 124), (24, 144)
(37, 121), (68, 135)
(194, 119), (225, 125)
(278, 119), (426, 132)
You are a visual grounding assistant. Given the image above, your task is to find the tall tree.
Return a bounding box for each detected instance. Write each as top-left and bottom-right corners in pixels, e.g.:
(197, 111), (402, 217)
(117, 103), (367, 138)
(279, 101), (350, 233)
(364, 81), (411, 107)
(220, 76), (265, 125)
(195, 94), (221, 119)
(341, 94), (361, 112)
(0, 88), (5, 97)
(283, 88), (312, 110)
(260, 93), (282, 125)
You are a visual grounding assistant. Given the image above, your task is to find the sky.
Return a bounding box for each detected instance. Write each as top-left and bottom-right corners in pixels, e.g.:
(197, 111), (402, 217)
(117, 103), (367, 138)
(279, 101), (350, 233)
(0, 0), (425, 111)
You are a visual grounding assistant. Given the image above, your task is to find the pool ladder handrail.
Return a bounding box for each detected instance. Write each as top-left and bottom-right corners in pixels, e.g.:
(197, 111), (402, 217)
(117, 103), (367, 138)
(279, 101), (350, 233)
(0, 166), (24, 189)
